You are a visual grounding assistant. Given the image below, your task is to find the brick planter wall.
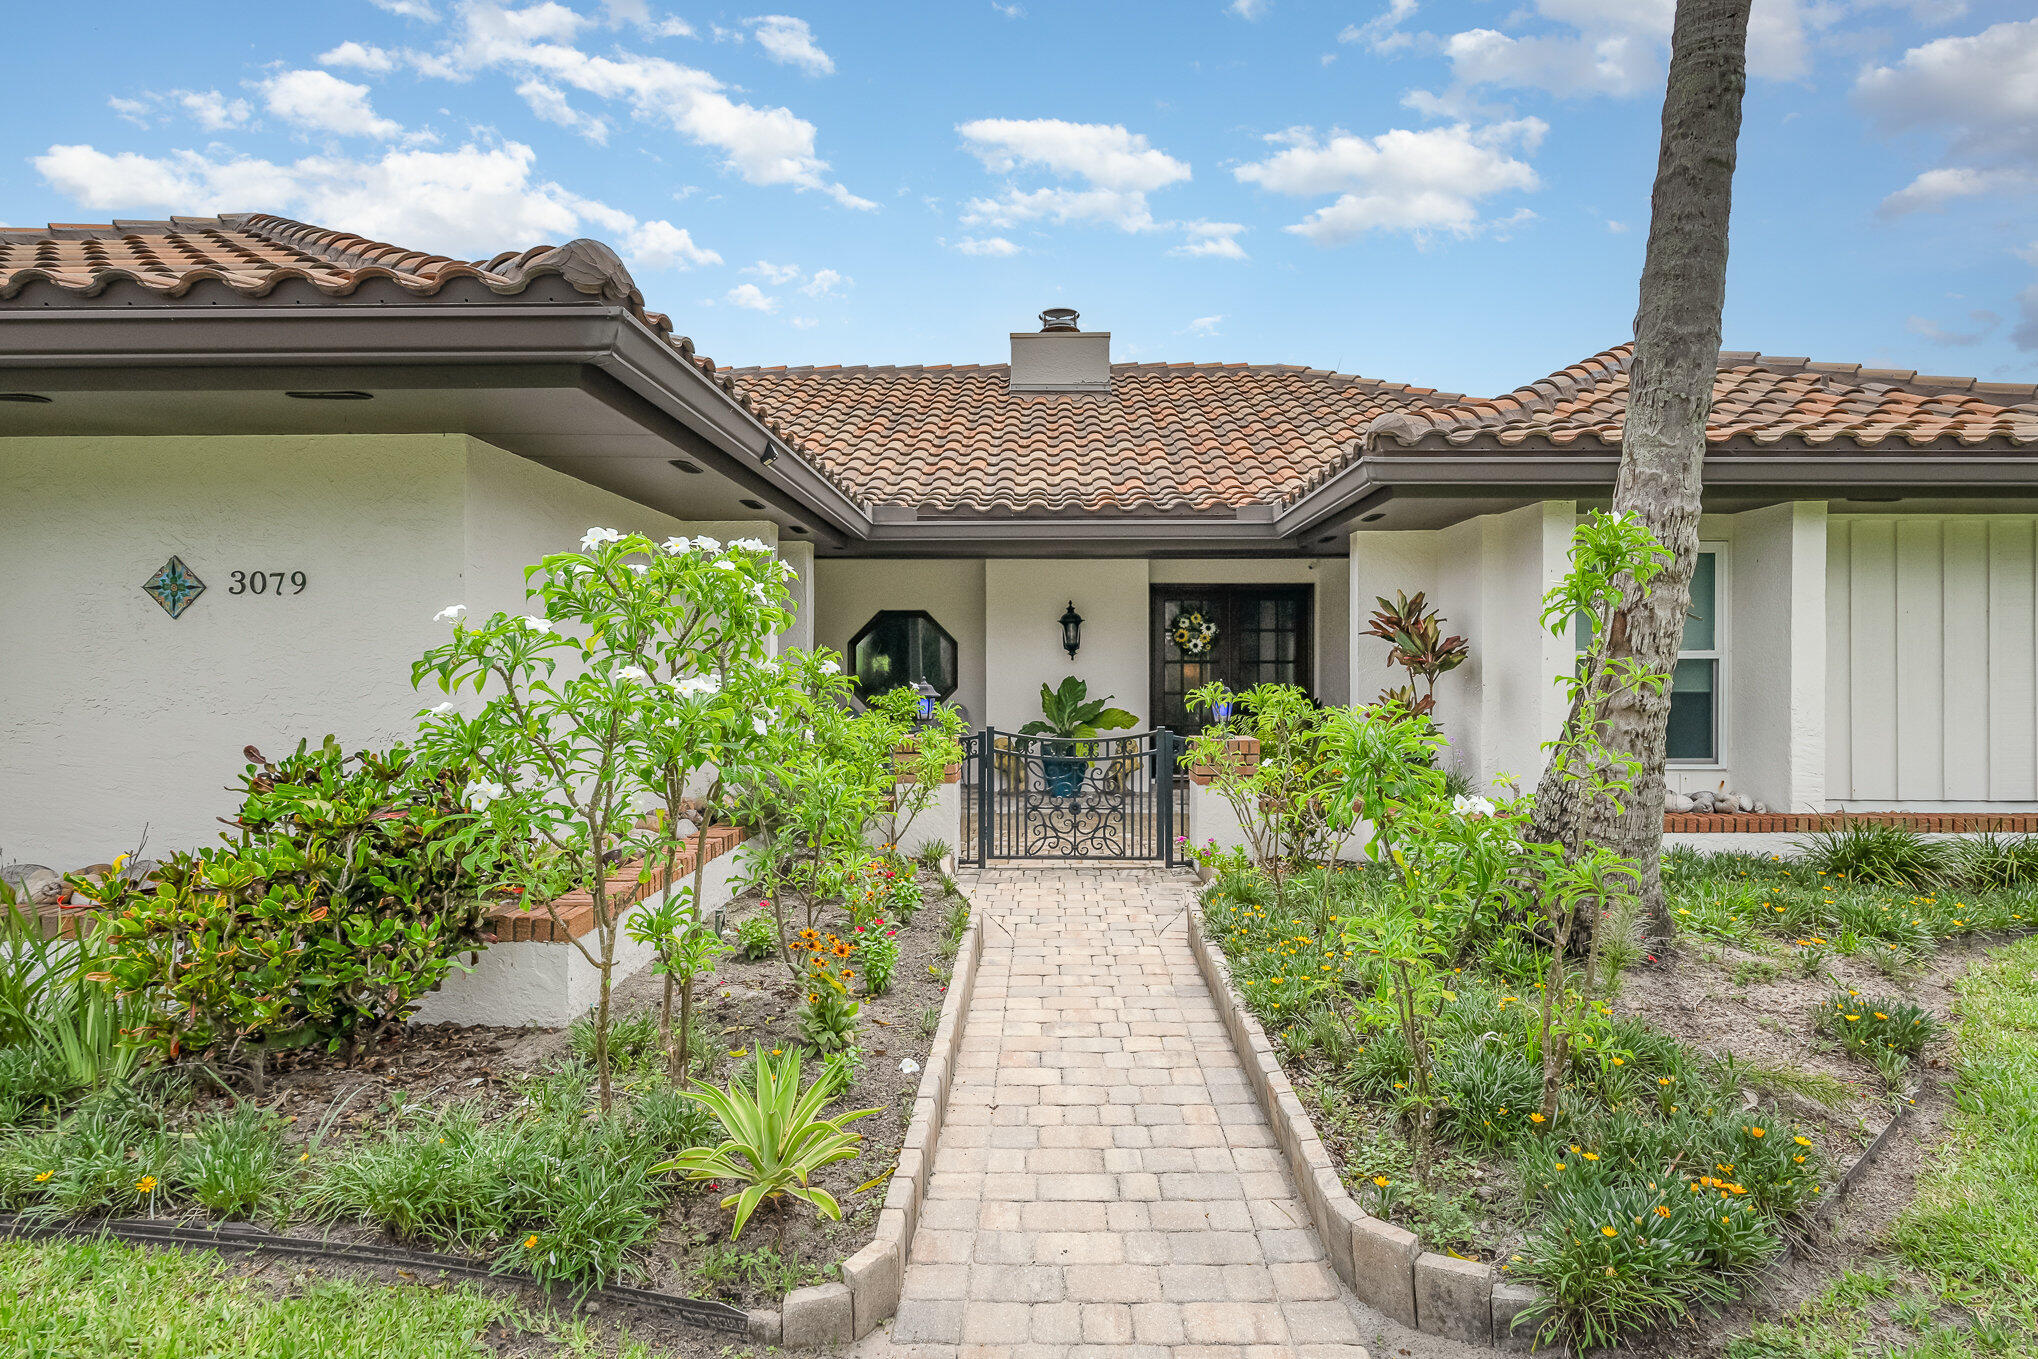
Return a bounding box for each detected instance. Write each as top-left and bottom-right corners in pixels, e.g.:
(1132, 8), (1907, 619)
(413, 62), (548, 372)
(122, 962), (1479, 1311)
(1667, 811), (2038, 834)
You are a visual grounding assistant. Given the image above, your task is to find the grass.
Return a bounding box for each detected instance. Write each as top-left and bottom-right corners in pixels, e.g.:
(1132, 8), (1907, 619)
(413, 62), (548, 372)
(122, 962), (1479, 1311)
(0, 1235), (666, 1358)
(1726, 934), (2038, 1359)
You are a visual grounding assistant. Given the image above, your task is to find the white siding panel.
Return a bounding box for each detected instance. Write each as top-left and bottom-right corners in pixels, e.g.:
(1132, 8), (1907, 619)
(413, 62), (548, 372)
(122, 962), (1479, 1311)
(1942, 521), (1991, 801)
(1987, 521), (2037, 800)
(1895, 520), (1943, 799)
(1847, 520), (1899, 801)
(1827, 519), (1853, 798)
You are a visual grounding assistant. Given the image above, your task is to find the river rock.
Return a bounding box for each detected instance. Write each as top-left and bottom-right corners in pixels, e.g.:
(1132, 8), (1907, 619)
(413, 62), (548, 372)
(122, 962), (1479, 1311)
(1689, 790), (1716, 814)
(1664, 792), (1694, 814)
(1, 863), (60, 905)
(1713, 792), (1742, 814)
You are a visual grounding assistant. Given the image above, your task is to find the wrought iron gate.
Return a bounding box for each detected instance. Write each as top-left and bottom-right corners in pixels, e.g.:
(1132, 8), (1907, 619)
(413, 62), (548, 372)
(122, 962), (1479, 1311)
(959, 728), (1182, 865)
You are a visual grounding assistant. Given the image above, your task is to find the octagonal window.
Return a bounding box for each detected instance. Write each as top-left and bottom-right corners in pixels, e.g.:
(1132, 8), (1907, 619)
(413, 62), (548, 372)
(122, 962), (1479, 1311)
(849, 609), (958, 702)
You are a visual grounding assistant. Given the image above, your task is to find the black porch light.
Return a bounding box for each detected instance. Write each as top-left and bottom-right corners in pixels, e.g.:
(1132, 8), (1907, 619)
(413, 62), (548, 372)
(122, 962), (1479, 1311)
(910, 680), (940, 721)
(1058, 601), (1084, 661)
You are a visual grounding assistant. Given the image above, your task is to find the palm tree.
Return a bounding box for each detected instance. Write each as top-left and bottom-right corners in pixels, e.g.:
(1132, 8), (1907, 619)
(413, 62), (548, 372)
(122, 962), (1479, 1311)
(1529, 0), (1756, 944)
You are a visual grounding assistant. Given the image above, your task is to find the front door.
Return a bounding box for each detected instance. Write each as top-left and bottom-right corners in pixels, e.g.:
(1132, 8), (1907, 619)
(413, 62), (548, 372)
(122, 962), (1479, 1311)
(1149, 584), (1313, 735)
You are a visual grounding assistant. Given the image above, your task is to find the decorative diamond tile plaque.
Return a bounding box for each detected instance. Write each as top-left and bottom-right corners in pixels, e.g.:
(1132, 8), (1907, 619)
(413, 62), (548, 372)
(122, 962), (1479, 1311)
(143, 556), (206, 619)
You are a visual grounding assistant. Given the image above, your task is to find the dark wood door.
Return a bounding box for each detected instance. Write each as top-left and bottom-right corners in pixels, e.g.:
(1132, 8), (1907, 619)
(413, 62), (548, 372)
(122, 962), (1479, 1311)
(1150, 585), (1313, 735)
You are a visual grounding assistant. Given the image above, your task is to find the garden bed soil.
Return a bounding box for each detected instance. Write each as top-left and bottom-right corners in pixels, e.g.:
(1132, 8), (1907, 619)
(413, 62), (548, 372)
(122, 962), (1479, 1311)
(161, 868), (966, 1314)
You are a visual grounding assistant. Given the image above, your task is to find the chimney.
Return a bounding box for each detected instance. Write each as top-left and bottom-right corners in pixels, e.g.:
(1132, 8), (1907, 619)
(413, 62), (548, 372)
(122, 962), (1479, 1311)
(1009, 308), (1111, 393)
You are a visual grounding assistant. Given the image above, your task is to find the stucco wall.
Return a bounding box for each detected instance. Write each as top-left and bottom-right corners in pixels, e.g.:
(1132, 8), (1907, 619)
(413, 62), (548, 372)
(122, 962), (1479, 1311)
(1828, 514), (2038, 808)
(1725, 502), (1827, 812)
(813, 559), (989, 723)
(1, 433), (777, 867)
(985, 558), (1152, 730)
(1350, 503), (1575, 796)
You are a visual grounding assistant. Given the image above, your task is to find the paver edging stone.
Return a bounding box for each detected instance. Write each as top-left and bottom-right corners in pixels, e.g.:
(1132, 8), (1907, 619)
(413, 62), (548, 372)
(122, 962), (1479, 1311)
(1187, 904), (1500, 1344)
(1189, 897), (1927, 1354)
(767, 892), (985, 1348)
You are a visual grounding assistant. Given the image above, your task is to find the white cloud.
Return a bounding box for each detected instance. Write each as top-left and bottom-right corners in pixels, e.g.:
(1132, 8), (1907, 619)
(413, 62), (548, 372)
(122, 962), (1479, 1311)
(1905, 310), (2000, 345)
(178, 90), (253, 131)
(725, 282), (780, 312)
(1426, 0), (1817, 103)
(790, 314), (818, 329)
(799, 267), (848, 297)
(516, 80), (611, 143)
(1856, 19), (2038, 167)
(1228, 0), (1269, 18)
(370, 0), (442, 19)
(991, 2), (1024, 15)
(1879, 166), (2035, 216)
(107, 97), (152, 128)
(743, 260), (802, 284)
(952, 234), (1021, 256)
(320, 42), (398, 74)
(1187, 314), (1224, 335)
(403, 2), (871, 208)
(259, 69), (403, 140)
(957, 117), (1190, 233)
(32, 139), (714, 274)
(1172, 220), (1249, 259)
(1339, 0), (1417, 54)
(1235, 120), (1544, 242)
(1604, 218), (1628, 233)
(625, 219), (721, 269)
(746, 15), (834, 75)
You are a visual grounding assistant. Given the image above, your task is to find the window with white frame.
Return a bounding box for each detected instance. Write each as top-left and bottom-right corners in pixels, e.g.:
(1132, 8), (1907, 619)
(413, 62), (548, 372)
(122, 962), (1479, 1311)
(1576, 542), (1725, 763)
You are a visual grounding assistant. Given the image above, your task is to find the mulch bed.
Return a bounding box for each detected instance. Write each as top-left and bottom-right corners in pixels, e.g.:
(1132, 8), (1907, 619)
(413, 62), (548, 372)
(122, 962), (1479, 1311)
(149, 868), (967, 1318)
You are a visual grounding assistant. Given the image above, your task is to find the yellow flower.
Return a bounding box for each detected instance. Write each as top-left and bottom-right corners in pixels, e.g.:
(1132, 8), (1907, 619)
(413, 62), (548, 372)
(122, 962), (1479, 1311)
(1555, 1162), (1567, 1172)
(1372, 1175), (1390, 1188)
(1601, 1226), (1618, 1237)
(1794, 1136), (1812, 1147)
(1610, 1057), (1625, 1066)
(1748, 1127), (1765, 1138)
(1654, 1204), (1671, 1219)
(1530, 1112), (1546, 1124)
(33, 1170), (53, 1183)
(524, 1235), (540, 1250)
(1584, 1152), (1600, 1161)
(135, 1176), (157, 1195)
(299, 1152), (310, 1163)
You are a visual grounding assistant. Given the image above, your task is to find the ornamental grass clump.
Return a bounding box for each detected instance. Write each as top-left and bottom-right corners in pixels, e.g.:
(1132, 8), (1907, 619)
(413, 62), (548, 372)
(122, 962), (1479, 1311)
(1793, 824), (1950, 890)
(173, 1103), (288, 1219)
(1816, 992), (1936, 1060)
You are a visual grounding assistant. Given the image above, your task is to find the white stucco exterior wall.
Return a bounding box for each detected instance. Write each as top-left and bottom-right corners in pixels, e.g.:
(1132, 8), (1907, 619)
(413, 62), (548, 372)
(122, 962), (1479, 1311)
(778, 537), (816, 652)
(1, 433), (773, 867)
(1350, 502), (1574, 797)
(984, 558), (1153, 730)
(812, 559), (989, 723)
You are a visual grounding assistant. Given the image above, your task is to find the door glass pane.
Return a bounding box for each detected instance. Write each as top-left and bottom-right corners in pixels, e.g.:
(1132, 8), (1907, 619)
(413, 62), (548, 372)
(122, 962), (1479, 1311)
(1666, 658), (1716, 761)
(1682, 552), (1716, 651)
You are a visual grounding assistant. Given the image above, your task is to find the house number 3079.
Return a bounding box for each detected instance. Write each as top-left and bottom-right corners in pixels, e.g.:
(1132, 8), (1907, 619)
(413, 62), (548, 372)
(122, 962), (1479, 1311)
(229, 570), (309, 595)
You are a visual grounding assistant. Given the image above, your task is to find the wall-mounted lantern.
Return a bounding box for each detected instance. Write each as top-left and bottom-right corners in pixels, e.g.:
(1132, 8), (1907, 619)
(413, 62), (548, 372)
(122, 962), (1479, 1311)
(1059, 601), (1084, 661)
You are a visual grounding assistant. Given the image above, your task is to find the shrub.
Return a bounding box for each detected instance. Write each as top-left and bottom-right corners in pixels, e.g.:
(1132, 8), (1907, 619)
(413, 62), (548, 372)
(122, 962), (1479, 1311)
(736, 914), (777, 961)
(656, 1051), (877, 1241)
(1949, 832), (2038, 890)
(1793, 824), (1949, 889)
(1815, 992), (1936, 1059)
(570, 1007), (660, 1075)
(78, 741), (502, 1085)
(1439, 1040), (1542, 1150)
(0, 908), (141, 1118)
(174, 1104), (287, 1219)
(855, 923), (900, 996)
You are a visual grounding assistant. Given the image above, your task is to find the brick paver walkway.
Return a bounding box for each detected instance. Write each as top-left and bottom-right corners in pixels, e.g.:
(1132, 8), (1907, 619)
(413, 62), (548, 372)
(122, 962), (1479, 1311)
(855, 868), (1374, 1358)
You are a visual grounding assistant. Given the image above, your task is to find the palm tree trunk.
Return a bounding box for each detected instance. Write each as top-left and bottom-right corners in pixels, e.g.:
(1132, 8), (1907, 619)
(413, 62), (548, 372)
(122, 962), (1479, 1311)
(1529, 0), (1754, 945)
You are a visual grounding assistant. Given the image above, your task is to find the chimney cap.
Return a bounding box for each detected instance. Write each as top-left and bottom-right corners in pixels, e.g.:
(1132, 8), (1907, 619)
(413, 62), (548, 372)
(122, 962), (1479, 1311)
(1039, 307), (1081, 332)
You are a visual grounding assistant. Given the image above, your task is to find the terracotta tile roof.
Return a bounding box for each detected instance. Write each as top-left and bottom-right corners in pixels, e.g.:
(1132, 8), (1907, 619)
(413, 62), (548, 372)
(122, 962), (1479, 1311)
(721, 361), (1452, 515)
(1358, 343), (2038, 458)
(6, 217), (2034, 517)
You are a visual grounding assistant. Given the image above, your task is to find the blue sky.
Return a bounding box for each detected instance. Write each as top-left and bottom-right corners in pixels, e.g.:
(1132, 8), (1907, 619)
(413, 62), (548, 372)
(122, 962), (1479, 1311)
(2, 0), (2032, 395)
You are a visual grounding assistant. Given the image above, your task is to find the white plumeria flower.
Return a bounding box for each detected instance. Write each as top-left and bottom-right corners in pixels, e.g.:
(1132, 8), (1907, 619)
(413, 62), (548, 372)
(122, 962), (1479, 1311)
(715, 560), (739, 571)
(1452, 794), (1498, 819)
(729, 537), (772, 553)
(617, 665), (647, 682)
(672, 674), (722, 699)
(819, 658), (840, 675)
(753, 716), (769, 734)
(580, 527), (623, 551)
(899, 1058), (921, 1075)
(520, 615), (554, 634)
(692, 535), (722, 553)
(660, 535), (691, 555)
(427, 701), (455, 717)
(433, 604), (466, 622)
(467, 779), (506, 809)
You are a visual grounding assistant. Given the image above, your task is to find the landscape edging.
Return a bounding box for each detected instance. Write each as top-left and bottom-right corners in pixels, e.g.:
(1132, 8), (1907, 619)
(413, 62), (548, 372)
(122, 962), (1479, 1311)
(1188, 897), (1933, 1354)
(767, 892), (985, 1348)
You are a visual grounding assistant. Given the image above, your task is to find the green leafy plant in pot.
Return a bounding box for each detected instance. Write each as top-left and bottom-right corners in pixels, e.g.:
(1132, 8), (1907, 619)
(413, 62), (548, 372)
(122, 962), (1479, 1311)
(1019, 677), (1138, 798)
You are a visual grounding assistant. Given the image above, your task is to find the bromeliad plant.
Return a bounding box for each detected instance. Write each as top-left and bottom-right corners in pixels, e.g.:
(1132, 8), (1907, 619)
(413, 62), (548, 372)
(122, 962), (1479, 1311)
(656, 1051), (878, 1250)
(413, 528), (790, 1111)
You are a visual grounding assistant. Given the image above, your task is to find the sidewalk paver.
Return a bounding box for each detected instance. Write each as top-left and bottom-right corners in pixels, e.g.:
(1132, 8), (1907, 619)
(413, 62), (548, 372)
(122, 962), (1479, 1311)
(850, 867), (1375, 1359)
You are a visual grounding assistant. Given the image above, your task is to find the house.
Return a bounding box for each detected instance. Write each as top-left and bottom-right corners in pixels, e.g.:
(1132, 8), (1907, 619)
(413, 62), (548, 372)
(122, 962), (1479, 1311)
(6, 213), (2038, 872)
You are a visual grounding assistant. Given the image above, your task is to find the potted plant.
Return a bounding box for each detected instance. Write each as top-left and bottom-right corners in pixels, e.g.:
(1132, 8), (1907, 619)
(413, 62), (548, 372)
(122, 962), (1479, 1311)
(1019, 677), (1138, 798)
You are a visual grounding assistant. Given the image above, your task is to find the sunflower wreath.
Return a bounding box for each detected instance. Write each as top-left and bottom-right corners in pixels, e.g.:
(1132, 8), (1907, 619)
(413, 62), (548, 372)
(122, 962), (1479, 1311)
(1169, 609), (1219, 657)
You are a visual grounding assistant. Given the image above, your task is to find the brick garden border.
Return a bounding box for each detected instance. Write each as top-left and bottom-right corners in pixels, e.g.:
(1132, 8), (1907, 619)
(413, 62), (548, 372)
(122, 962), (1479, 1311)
(1188, 903), (1931, 1353)
(756, 894), (986, 1349)
(1664, 812), (2038, 835)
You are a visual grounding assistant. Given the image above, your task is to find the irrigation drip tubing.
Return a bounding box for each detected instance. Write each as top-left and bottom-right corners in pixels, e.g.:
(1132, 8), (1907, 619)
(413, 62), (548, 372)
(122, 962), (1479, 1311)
(0, 1212), (753, 1336)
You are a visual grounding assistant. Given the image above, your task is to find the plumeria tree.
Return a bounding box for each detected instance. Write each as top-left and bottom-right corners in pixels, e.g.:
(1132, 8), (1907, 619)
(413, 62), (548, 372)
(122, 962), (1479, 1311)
(412, 528), (790, 1110)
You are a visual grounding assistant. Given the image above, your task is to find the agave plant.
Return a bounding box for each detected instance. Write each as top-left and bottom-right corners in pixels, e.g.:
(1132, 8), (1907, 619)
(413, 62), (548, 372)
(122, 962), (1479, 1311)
(655, 1050), (877, 1239)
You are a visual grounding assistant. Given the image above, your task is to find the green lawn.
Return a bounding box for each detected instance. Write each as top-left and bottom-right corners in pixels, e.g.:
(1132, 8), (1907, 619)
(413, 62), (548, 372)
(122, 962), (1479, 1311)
(1728, 935), (2038, 1359)
(0, 1236), (669, 1358)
